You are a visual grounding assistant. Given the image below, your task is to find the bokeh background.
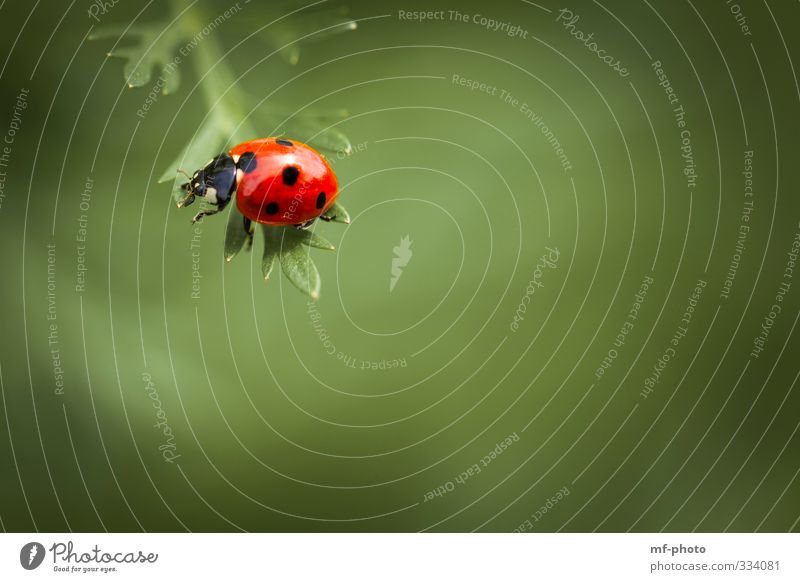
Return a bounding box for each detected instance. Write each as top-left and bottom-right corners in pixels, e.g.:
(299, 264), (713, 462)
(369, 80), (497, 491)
(0, 0), (799, 532)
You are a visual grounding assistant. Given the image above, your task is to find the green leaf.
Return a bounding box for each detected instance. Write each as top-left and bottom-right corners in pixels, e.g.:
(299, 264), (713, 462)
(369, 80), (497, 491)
(261, 231), (280, 280)
(159, 112), (235, 185)
(289, 107), (350, 122)
(170, 179), (191, 208)
(279, 225), (335, 250)
(321, 201), (350, 224)
(91, 21), (186, 92)
(262, 5), (356, 65)
(256, 109), (352, 156)
(289, 119), (353, 155)
(224, 206), (250, 262)
(88, 25), (148, 40)
(278, 232), (321, 299)
(299, 230), (335, 251)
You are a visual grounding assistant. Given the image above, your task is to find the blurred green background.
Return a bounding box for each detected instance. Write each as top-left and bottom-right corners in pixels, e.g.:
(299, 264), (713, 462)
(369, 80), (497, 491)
(0, 0), (799, 532)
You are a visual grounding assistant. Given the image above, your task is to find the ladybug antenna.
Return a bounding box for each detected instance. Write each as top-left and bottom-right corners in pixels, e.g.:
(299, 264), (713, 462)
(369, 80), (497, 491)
(177, 169), (192, 181)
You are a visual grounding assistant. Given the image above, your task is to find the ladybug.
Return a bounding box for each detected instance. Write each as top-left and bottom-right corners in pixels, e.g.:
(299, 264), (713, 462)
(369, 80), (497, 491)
(177, 137), (340, 234)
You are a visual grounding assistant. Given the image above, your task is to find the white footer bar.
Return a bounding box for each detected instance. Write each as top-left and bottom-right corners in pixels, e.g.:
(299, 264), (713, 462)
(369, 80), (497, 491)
(1, 533), (797, 581)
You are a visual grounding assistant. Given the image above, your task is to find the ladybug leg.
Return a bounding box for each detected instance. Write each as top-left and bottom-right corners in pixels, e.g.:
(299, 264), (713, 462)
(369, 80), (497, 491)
(191, 208), (221, 224)
(295, 218), (316, 230)
(177, 183), (195, 208)
(319, 214), (334, 222)
(244, 217), (254, 250)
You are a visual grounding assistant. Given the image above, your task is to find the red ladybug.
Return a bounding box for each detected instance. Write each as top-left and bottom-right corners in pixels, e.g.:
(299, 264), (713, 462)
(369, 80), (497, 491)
(178, 137), (339, 231)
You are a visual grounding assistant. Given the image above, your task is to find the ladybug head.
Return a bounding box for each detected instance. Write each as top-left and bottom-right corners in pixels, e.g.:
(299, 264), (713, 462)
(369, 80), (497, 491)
(179, 154), (236, 207)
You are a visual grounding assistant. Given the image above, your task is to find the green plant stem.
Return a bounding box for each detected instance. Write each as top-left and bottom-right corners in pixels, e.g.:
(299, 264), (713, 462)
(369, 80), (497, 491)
(168, 0), (255, 140)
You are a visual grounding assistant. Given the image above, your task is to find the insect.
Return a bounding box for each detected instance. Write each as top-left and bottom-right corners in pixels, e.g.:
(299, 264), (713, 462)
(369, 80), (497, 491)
(177, 137), (340, 240)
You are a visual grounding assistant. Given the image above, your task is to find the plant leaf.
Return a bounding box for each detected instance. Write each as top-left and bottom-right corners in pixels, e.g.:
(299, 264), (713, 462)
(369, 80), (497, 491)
(321, 201), (350, 224)
(288, 118), (353, 155)
(160, 112), (231, 185)
(88, 25), (148, 40)
(224, 206), (250, 262)
(299, 230), (335, 250)
(256, 109), (352, 156)
(278, 232), (321, 299)
(261, 5), (356, 65)
(288, 107), (350, 122)
(261, 231), (280, 280)
(91, 21), (186, 92)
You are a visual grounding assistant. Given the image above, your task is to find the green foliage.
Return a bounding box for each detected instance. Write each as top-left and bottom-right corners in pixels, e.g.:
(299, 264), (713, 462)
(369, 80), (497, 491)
(299, 229), (336, 250)
(277, 228), (323, 300)
(321, 201), (351, 224)
(223, 206), (251, 262)
(261, 231), (279, 281)
(92, 0), (356, 299)
(258, 106), (353, 158)
(89, 21), (185, 92)
(259, 4), (357, 65)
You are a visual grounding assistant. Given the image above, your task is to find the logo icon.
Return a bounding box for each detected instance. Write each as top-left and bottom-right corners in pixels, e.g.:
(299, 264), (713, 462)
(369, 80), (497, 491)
(390, 235), (413, 292)
(20, 542), (45, 570)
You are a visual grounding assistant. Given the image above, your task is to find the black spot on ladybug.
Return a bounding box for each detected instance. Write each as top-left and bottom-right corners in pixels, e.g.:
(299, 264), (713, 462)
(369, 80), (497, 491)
(238, 152), (257, 173)
(316, 192), (326, 209)
(265, 202), (279, 215)
(276, 139), (294, 147)
(282, 165), (299, 186)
